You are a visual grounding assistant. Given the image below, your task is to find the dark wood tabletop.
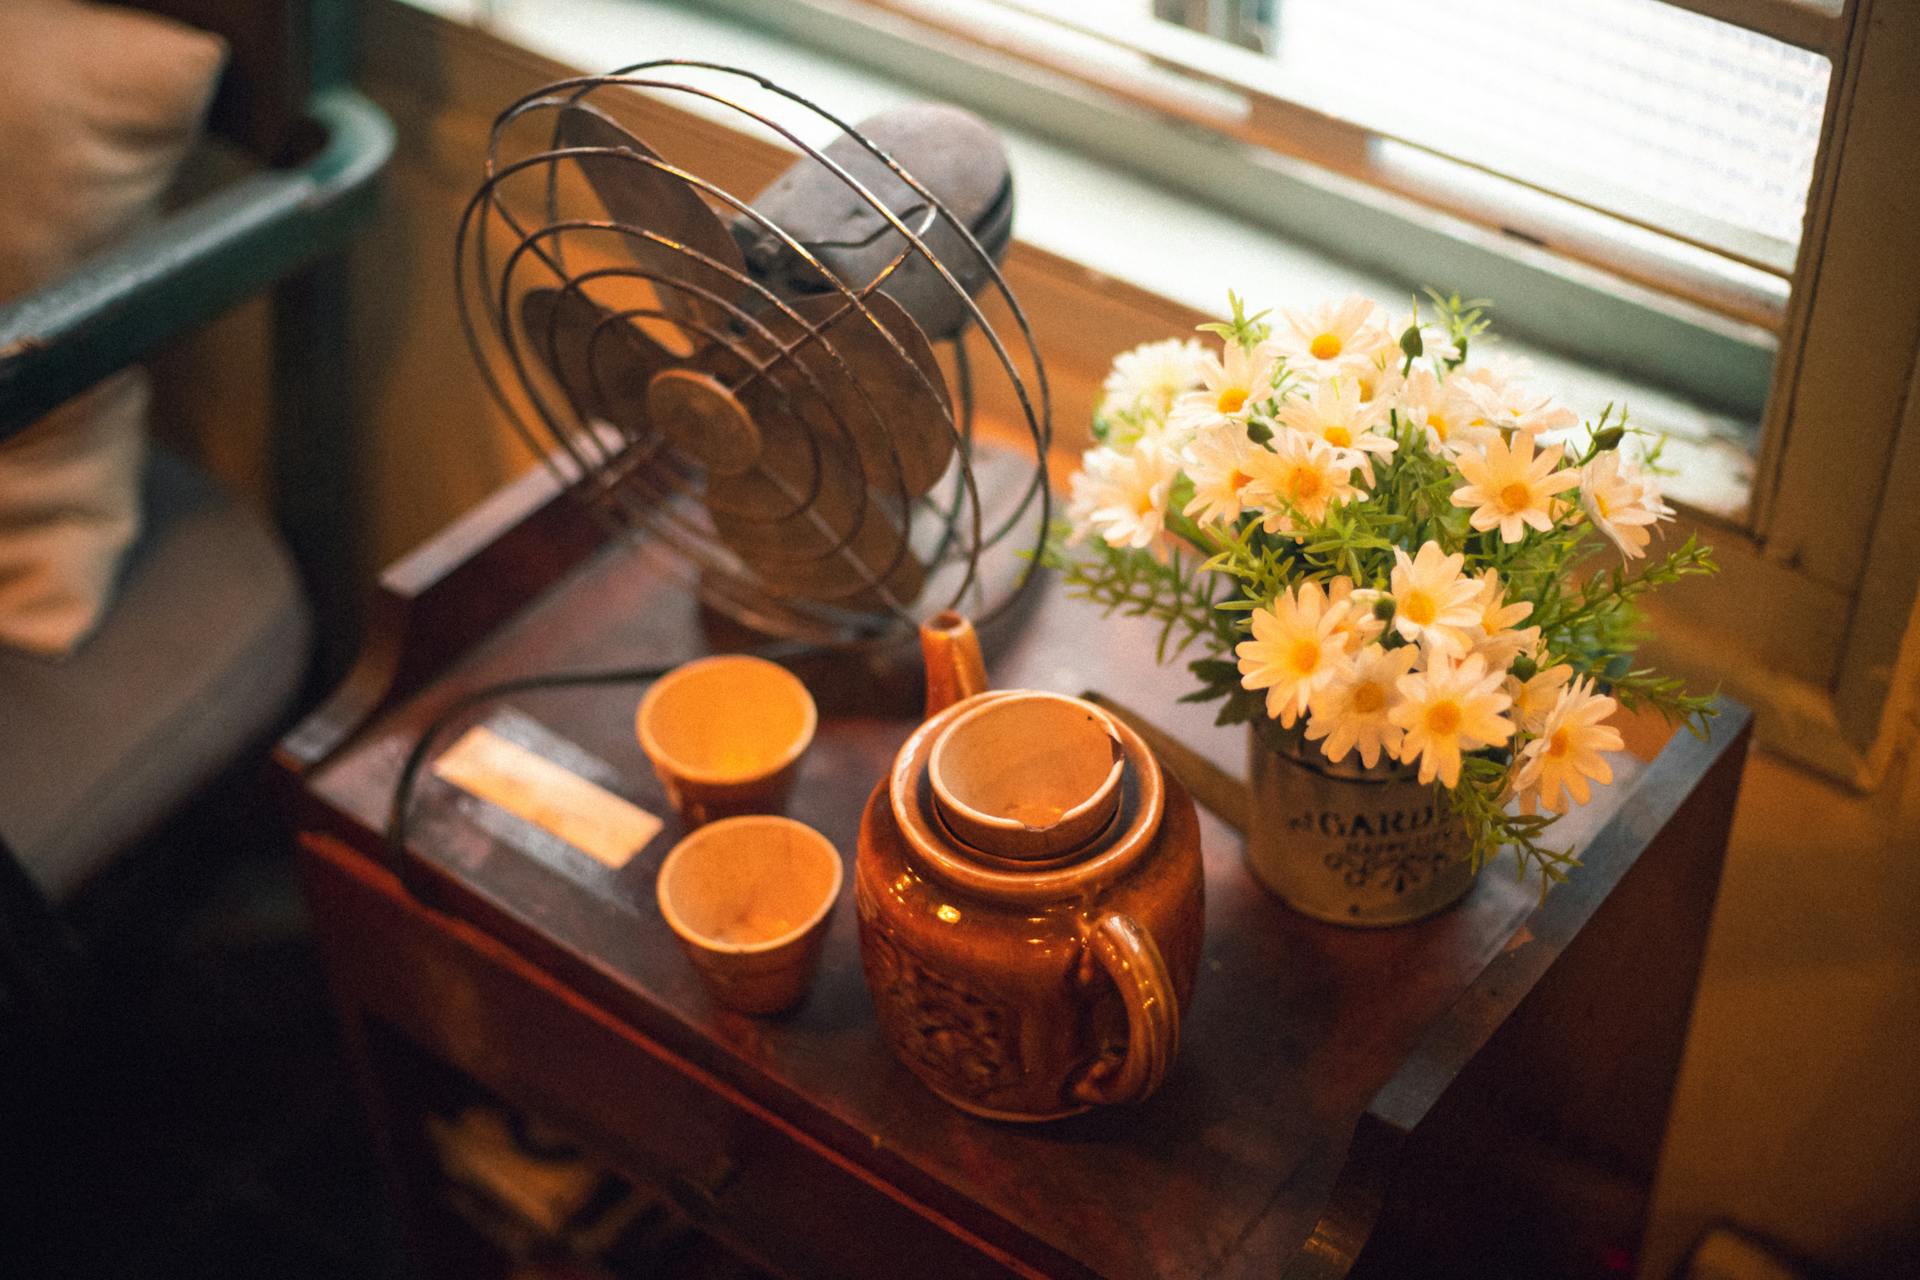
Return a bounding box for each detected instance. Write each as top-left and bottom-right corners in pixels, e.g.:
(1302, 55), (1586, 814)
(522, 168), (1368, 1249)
(295, 502), (1751, 1280)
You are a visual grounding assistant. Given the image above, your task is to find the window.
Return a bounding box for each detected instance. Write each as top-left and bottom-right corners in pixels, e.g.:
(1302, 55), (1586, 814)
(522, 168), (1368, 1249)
(1017, 0), (1830, 320)
(790, 0), (1856, 506)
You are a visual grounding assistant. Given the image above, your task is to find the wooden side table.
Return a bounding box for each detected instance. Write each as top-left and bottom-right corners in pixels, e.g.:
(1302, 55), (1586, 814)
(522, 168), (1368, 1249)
(280, 467), (1751, 1279)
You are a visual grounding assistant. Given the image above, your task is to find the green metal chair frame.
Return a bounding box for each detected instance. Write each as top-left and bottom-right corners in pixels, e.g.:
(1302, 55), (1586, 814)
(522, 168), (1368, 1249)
(0, 0), (395, 1027)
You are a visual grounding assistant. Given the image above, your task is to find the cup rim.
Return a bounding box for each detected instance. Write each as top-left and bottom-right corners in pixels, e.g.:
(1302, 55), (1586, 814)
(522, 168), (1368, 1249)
(655, 814), (843, 955)
(926, 691), (1126, 856)
(635, 654), (818, 786)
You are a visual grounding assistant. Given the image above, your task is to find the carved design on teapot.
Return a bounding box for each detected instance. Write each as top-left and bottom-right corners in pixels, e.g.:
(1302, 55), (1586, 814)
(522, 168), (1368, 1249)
(864, 930), (1019, 1098)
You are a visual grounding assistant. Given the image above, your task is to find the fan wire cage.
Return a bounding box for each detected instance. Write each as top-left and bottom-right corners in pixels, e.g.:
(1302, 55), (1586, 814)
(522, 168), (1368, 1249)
(454, 61), (1053, 648)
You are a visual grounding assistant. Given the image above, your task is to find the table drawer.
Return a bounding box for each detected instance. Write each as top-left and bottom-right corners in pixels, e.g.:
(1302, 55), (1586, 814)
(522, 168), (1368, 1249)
(301, 834), (1045, 1280)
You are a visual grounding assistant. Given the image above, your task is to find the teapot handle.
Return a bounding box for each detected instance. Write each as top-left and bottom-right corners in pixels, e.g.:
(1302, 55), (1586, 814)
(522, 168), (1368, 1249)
(1071, 912), (1179, 1107)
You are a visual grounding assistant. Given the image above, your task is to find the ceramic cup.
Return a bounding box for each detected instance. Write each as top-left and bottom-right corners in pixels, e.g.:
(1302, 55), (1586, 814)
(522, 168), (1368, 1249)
(656, 815), (843, 1015)
(636, 655), (817, 827)
(927, 691), (1126, 860)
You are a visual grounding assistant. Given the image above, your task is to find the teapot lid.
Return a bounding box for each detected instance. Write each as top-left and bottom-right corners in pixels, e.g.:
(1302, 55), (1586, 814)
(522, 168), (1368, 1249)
(927, 691), (1127, 862)
(889, 690), (1166, 902)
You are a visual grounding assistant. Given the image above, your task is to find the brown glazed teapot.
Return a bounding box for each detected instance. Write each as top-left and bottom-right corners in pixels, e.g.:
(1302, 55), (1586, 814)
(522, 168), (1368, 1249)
(854, 612), (1204, 1121)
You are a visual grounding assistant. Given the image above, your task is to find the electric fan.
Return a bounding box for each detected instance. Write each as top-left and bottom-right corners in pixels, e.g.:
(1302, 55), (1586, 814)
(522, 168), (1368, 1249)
(455, 62), (1052, 647)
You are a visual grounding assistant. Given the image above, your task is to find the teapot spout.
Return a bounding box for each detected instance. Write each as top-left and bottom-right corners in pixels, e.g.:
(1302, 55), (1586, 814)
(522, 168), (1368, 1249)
(920, 611), (990, 717)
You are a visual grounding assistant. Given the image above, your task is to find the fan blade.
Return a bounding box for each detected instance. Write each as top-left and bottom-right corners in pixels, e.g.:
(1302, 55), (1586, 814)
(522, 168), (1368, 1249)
(556, 103), (749, 341)
(702, 381), (925, 611)
(519, 286), (679, 442)
(707, 478), (926, 613)
(738, 292), (956, 497)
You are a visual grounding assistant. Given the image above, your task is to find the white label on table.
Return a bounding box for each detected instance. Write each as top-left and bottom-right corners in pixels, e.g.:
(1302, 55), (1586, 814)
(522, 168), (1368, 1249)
(432, 725), (662, 869)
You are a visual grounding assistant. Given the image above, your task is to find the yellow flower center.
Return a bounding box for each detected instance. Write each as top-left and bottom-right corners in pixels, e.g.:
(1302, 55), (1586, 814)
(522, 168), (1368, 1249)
(1351, 682), (1386, 714)
(1425, 701), (1462, 736)
(1288, 466), (1325, 502)
(1593, 490), (1612, 518)
(1227, 468), (1251, 492)
(1499, 481), (1534, 512)
(1429, 413), (1451, 442)
(1289, 638), (1322, 676)
(1401, 589), (1437, 627)
(1217, 387), (1249, 415)
(1546, 727), (1574, 759)
(1323, 425), (1352, 448)
(1135, 490), (1157, 517)
(1309, 332), (1343, 361)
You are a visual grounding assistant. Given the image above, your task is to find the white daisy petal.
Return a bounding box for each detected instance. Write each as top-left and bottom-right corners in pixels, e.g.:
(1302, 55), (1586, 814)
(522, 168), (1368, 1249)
(1514, 675), (1624, 813)
(1580, 450), (1674, 560)
(1066, 440), (1181, 557)
(1236, 581), (1358, 728)
(1387, 541), (1481, 657)
(1388, 652), (1515, 787)
(1305, 642), (1419, 768)
(1451, 434), (1582, 544)
(1101, 338), (1208, 428)
(1243, 433), (1364, 533)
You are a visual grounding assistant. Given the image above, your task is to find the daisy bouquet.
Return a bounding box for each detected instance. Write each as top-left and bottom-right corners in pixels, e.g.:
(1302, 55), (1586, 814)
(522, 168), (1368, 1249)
(1052, 292), (1717, 883)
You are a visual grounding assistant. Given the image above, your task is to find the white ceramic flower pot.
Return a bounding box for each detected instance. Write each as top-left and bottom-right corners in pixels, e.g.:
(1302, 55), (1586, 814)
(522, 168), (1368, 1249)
(1244, 730), (1475, 927)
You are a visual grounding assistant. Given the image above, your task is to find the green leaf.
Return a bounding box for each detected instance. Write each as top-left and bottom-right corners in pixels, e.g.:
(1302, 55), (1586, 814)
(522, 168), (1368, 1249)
(1197, 289), (1274, 350)
(1214, 688), (1266, 727)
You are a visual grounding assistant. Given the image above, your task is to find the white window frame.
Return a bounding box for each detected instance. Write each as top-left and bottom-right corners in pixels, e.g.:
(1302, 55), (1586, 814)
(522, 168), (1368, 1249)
(704, 0), (1850, 410)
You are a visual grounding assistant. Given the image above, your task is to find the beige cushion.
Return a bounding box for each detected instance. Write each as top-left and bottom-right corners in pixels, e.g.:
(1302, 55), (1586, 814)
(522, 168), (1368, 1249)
(0, 373), (149, 654)
(0, 446), (313, 899)
(0, 0), (226, 656)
